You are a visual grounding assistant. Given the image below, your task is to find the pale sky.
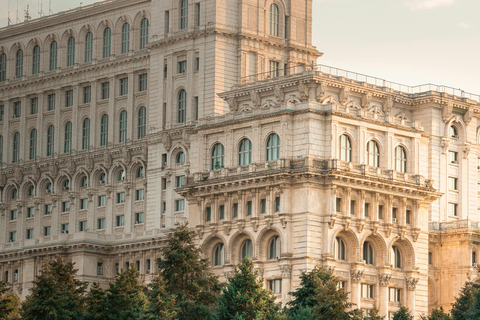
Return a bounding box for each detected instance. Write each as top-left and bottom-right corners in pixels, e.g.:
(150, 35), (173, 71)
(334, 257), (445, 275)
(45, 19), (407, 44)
(1, 0), (478, 95)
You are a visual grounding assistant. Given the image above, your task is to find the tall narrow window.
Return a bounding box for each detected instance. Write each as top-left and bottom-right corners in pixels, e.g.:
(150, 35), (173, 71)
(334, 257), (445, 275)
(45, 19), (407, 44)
(29, 129), (37, 160)
(211, 143), (225, 170)
(0, 53), (6, 81)
(269, 4), (279, 36)
(47, 125), (54, 156)
(367, 140), (380, 167)
(139, 74), (147, 91)
(67, 36), (75, 66)
(339, 134), (352, 162)
(85, 32), (93, 62)
(269, 236), (281, 260)
(119, 110), (127, 142)
(31, 97), (38, 114)
(120, 78), (128, 95)
(269, 60), (279, 78)
(101, 82), (109, 99)
(391, 246), (402, 269)
(100, 114), (109, 146)
(13, 101), (21, 118)
(15, 49), (23, 78)
(395, 146), (407, 173)
(178, 89), (186, 123)
(138, 107), (146, 139)
(48, 94), (55, 111)
(12, 132), (20, 163)
(65, 90), (73, 107)
(335, 237), (346, 261)
(266, 133), (280, 161)
(64, 122), (72, 153)
(180, 0), (188, 29)
(32, 45), (40, 75)
(0, 135), (3, 163)
(238, 138), (252, 165)
(49, 41), (58, 70)
(121, 23), (130, 54)
(140, 18), (149, 49)
(363, 242), (374, 265)
(195, 3), (200, 26)
(103, 27), (111, 58)
(214, 243), (225, 266)
(241, 240), (253, 259)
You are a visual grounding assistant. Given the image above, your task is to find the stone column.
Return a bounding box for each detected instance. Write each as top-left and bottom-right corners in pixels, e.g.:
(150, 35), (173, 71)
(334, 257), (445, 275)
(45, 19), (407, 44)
(406, 277), (419, 315)
(350, 269), (363, 307)
(379, 273), (392, 317)
(280, 264), (292, 305)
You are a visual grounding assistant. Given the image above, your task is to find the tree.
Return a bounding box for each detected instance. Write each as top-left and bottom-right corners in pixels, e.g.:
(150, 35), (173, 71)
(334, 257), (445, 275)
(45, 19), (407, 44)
(216, 258), (280, 320)
(451, 282), (479, 320)
(104, 266), (148, 320)
(156, 223), (221, 320)
(21, 257), (87, 320)
(364, 303), (384, 320)
(391, 306), (413, 320)
(83, 282), (107, 320)
(144, 274), (178, 320)
(427, 307), (450, 320)
(287, 266), (360, 319)
(0, 281), (20, 320)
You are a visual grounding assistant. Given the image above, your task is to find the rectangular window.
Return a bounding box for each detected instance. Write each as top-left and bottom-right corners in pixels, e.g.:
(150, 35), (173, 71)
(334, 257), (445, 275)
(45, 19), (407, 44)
(175, 199), (185, 211)
(139, 73), (147, 91)
(449, 177), (458, 190)
(337, 281), (346, 290)
(195, 57), (200, 71)
(136, 261), (140, 272)
(449, 202), (458, 216)
(275, 196), (281, 212)
(364, 203), (370, 218)
(117, 192), (125, 204)
(269, 60), (279, 78)
(350, 200), (355, 215)
(31, 97), (38, 114)
(44, 226), (51, 236)
(261, 199), (266, 214)
(116, 215), (125, 227)
(429, 252), (433, 265)
(97, 263), (103, 275)
(45, 204), (52, 215)
(247, 201), (252, 216)
(79, 221), (87, 231)
(135, 212), (144, 224)
(165, 11), (170, 33)
(146, 259), (151, 273)
(194, 96), (199, 120)
(48, 94), (55, 111)
(449, 151), (458, 164)
(65, 90), (73, 107)
(10, 210), (17, 221)
(162, 178), (167, 190)
(389, 288), (401, 303)
(0, 105), (4, 121)
(473, 251), (477, 266)
(378, 205), (383, 220)
(233, 203), (238, 218)
(26, 229), (34, 239)
(115, 263), (119, 275)
(406, 210), (412, 225)
(336, 198), (341, 213)
(27, 207), (35, 218)
(361, 284), (374, 299)
(136, 189), (145, 201)
(9, 231), (17, 242)
(98, 218), (106, 230)
(163, 201), (167, 213)
(101, 82), (110, 99)
(61, 223), (69, 234)
(195, 3), (201, 26)
(219, 205), (225, 220)
(178, 60), (187, 74)
(98, 195), (106, 207)
(62, 201), (70, 212)
(120, 78), (128, 96)
(176, 175), (185, 188)
(392, 208), (398, 222)
(13, 101), (21, 118)
(269, 279), (282, 294)
(80, 198), (88, 210)
(83, 86), (91, 103)
(206, 207), (212, 221)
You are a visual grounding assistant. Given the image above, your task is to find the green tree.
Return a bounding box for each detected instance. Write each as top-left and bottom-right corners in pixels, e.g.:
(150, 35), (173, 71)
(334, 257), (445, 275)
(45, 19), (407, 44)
(104, 266), (148, 320)
(391, 306), (413, 320)
(427, 307), (450, 320)
(451, 282), (479, 320)
(21, 257), (87, 320)
(364, 303), (384, 320)
(156, 223), (221, 320)
(216, 258), (280, 320)
(287, 266), (360, 319)
(0, 281), (20, 320)
(83, 282), (107, 320)
(144, 274), (178, 320)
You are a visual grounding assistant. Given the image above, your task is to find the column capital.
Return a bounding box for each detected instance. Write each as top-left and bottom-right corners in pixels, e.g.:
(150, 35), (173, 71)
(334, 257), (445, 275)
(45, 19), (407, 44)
(379, 273), (392, 286)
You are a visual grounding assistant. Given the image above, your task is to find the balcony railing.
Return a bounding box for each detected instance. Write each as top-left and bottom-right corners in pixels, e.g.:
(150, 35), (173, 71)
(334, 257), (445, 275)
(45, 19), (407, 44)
(429, 220), (480, 231)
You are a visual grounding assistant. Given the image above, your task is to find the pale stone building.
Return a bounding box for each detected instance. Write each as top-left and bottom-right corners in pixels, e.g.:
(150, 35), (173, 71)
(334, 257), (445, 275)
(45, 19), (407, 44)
(0, 0), (479, 318)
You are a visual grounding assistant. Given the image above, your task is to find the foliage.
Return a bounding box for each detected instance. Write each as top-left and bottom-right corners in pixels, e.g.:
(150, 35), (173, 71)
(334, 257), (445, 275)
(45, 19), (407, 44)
(451, 282), (479, 320)
(156, 223), (221, 320)
(144, 274), (178, 320)
(216, 258), (280, 320)
(21, 257), (87, 320)
(364, 303), (384, 320)
(0, 281), (20, 320)
(83, 282), (107, 320)
(391, 306), (413, 320)
(427, 307), (451, 320)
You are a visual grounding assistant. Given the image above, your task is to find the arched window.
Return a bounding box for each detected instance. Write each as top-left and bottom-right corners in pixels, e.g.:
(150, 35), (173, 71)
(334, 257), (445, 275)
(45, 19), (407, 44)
(29, 129), (37, 160)
(176, 151), (185, 164)
(67, 36), (75, 67)
(391, 246), (401, 269)
(334, 237), (346, 261)
(80, 176), (88, 188)
(211, 143), (225, 170)
(213, 243), (225, 266)
(121, 23), (130, 54)
(395, 146), (407, 173)
(32, 45), (40, 75)
(82, 118), (90, 150)
(178, 89), (186, 123)
(363, 242), (374, 265)
(241, 240), (253, 259)
(0, 135), (3, 163)
(27, 185), (35, 197)
(49, 41), (58, 70)
(266, 133), (280, 161)
(85, 32), (93, 62)
(64, 122), (72, 153)
(47, 125), (54, 156)
(238, 139), (252, 166)
(12, 132), (20, 163)
(102, 27), (111, 58)
(119, 110), (127, 143)
(0, 53), (6, 82)
(339, 134), (352, 162)
(99, 172), (106, 184)
(138, 107), (146, 139)
(15, 49), (23, 78)
(63, 179), (70, 190)
(118, 170), (125, 181)
(367, 140), (380, 167)
(180, 0), (188, 30)
(449, 125), (458, 139)
(45, 182), (52, 193)
(269, 236), (281, 260)
(100, 114), (109, 146)
(11, 189), (18, 199)
(136, 166), (144, 178)
(269, 4), (279, 37)
(140, 18), (149, 49)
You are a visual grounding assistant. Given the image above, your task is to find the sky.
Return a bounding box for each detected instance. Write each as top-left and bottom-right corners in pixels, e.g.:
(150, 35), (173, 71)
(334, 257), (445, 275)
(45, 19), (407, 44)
(0, 0), (478, 95)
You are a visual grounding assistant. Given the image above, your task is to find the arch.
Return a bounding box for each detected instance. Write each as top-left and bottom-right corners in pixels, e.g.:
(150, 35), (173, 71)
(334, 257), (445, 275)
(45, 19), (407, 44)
(102, 27), (112, 58)
(346, 100), (362, 109)
(73, 168), (90, 188)
(23, 181), (36, 198)
(211, 142), (225, 170)
(266, 132), (280, 161)
(48, 39), (58, 71)
(366, 139), (380, 167)
(92, 167), (108, 186)
(333, 227), (360, 262)
(388, 236), (416, 270)
(257, 226), (282, 260)
(228, 230), (255, 264)
(360, 232), (388, 266)
(55, 172), (72, 193)
(238, 137), (253, 166)
(66, 36), (76, 67)
(445, 117), (466, 143)
(339, 133), (353, 162)
(202, 233), (227, 265)
(139, 17), (149, 49)
(31, 44), (41, 75)
(4, 182), (20, 200)
(129, 159), (147, 180)
(320, 96), (340, 108)
(110, 163), (128, 183)
(133, 10), (152, 33)
(268, 3), (279, 36)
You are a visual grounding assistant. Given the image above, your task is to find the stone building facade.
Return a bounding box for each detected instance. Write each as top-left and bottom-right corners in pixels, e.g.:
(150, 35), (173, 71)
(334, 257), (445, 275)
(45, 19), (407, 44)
(0, 0), (479, 318)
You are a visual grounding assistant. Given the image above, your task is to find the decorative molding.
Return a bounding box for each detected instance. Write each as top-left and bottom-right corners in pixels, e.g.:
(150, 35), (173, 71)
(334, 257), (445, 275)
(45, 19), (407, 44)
(379, 273), (392, 286)
(350, 269), (364, 282)
(406, 277), (419, 290)
(279, 264), (292, 278)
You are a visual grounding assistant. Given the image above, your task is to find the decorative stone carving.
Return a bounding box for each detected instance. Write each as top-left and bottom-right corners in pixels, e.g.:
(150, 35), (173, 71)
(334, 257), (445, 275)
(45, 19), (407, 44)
(443, 102), (453, 123)
(383, 96), (393, 116)
(379, 273), (392, 286)
(298, 82), (309, 101)
(254, 268), (264, 278)
(67, 158), (75, 175)
(261, 100), (275, 109)
(464, 144), (471, 159)
(104, 153), (113, 169)
(86, 157), (94, 171)
(362, 91), (373, 108)
(14, 168), (23, 183)
(162, 133), (172, 152)
(250, 90), (261, 108)
(406, 277), (419, 290)
(280, 264), (292, 277)
(316, 83), (326, 102)
(123, 149), (132, 165)
(464, 108), (474, 126)
(339, 87), (350, 105)
(34, 166), (41, 181)
(274, 85), (285, 103)
(350, 269), (364, 282)
(227, 96), (238, 112)
(440, 138), (449, 154)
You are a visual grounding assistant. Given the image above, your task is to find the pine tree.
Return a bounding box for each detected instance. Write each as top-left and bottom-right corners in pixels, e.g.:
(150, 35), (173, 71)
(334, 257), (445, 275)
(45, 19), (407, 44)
(104, 266), (148, 320)
(391, 306), (413, 320)
(364, 303), (384, 320)
(83, 282), (107, 320)
(144, 274), (178, 320)
(451, 282), (479, 320)
(0, 281), (20, 320)
(428, 307), (450, 320)
(21, 257), (87, 320)
(156, 223), (221, 320)
(216, 258), (280, 320)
